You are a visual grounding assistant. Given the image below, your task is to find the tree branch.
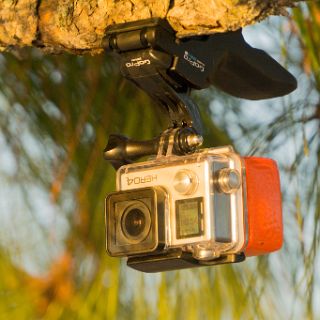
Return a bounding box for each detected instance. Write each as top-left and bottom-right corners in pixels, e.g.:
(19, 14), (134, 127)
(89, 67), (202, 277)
(0, 0), (301, 54)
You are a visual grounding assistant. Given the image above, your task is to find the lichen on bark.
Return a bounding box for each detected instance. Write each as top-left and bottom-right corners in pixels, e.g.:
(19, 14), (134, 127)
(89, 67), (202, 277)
(108, 0), (170, 25)
(167, 0), (299, 36)
(38, 0), (170, 53)
(39, 0), (113, 53)
(0, 0), (301, 54)
(0, 0), (38, 50)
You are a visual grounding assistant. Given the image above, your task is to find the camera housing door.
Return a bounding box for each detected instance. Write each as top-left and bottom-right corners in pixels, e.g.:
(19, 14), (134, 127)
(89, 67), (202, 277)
(115, 146), (246, 259)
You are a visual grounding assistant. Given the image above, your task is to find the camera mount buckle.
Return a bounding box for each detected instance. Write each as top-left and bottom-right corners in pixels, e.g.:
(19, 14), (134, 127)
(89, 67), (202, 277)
(103, 18), (297, 169)
(127, 249), (245, 273)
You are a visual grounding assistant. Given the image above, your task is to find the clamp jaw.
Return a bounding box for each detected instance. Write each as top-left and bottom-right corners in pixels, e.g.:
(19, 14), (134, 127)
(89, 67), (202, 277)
(103, 18), (297, 168)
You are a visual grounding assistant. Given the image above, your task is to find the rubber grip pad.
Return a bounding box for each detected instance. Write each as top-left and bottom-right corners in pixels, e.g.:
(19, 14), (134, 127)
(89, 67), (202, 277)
(244, 157), (283, 256)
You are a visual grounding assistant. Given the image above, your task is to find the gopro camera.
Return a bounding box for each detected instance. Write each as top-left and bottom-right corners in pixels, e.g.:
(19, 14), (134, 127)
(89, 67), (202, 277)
(102, 18), (293, 273)
(105, 146), (283, 272)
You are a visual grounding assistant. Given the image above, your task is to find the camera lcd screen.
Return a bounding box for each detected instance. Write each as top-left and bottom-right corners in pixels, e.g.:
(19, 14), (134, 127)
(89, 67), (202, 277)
(176, 198), (203, 239)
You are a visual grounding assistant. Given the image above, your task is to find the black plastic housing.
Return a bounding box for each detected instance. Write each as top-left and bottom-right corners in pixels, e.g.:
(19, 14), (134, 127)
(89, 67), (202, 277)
(104, 18), (297, 101)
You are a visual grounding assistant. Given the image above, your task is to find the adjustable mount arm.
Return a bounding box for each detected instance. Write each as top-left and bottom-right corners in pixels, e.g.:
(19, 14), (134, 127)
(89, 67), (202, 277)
(104, 19), (206, 134)
(103, 18), (297, 168)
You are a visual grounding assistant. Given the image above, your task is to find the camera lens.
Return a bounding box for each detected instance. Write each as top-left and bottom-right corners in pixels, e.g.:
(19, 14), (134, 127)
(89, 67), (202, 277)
(121, 202), (151, 243)
(124, 208), (146, 237)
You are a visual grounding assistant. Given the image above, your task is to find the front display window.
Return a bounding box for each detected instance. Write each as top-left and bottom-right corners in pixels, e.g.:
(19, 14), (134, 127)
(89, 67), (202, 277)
(176, 197), (203, 239)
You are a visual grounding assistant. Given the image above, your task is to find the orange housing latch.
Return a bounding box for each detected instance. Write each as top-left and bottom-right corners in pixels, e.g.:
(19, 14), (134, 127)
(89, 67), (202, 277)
(243, 157), (283, 256)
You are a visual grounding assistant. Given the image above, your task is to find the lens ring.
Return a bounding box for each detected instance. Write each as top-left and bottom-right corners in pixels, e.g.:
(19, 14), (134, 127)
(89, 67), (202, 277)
(121, 201), (151, 243)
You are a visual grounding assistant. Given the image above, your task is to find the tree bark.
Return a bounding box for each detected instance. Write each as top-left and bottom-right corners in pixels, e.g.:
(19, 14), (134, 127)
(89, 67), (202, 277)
(0, 0), (300, 54)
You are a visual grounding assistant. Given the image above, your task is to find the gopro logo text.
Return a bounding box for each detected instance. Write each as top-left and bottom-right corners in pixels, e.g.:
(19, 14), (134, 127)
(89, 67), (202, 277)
(183, 51), (205, 72)
(125, 57), (151, 68)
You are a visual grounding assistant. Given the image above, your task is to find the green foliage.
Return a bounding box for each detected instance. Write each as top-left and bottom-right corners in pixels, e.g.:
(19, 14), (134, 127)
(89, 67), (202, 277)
(0, 250), (36, 319)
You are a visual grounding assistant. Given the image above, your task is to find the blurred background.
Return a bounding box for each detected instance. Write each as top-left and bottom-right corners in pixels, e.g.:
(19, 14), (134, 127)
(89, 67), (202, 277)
(0, 3), (319, 319)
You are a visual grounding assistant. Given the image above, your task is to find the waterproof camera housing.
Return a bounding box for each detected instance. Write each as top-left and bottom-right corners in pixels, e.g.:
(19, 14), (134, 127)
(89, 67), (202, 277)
(105, 146), (283, 272)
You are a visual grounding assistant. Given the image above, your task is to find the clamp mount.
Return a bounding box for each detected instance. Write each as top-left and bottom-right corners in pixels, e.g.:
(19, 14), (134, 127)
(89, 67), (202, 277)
(103, 18), (297, 168)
